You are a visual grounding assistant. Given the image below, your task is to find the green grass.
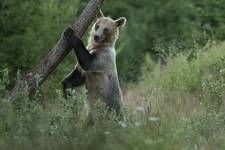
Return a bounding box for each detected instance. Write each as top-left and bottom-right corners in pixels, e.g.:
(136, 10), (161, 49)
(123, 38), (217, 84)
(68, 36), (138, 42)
(0, 42), (225, 150)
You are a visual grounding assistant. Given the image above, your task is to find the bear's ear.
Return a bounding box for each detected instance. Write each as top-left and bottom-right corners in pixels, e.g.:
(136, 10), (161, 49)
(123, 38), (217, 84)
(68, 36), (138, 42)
(115, 17), (127, 27)
(96, 9), (104, 19)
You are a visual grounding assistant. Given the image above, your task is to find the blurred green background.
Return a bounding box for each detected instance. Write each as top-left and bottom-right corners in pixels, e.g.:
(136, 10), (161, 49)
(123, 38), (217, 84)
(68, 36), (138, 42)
(1, 0), (225, 84)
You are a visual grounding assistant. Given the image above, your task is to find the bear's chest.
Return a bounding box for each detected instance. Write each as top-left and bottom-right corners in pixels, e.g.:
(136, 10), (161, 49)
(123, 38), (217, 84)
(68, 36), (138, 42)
(84, 72), (112, 102)
(85, 72), (110, 90)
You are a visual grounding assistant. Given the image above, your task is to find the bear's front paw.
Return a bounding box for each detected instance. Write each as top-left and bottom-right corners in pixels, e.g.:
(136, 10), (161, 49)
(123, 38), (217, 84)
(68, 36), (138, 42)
(64, 27), (74, 42)
(64, 27), (81, 47)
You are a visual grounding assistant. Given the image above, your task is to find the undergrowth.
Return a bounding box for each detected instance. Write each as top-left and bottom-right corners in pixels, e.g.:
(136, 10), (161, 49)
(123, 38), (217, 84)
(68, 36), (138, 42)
(0, 42), (225, 150)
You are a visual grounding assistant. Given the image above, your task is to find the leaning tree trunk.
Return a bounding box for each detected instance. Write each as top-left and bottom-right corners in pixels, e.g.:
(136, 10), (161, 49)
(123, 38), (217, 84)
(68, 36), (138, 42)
(10, 0), (104, 100)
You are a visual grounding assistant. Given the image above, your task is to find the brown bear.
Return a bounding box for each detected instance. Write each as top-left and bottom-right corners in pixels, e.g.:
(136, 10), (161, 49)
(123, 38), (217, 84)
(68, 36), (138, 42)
(62, 10), (126, 122)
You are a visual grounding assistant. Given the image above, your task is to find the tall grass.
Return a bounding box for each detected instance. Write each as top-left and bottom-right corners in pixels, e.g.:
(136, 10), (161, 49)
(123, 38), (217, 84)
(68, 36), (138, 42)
(0, 42), (225, 150)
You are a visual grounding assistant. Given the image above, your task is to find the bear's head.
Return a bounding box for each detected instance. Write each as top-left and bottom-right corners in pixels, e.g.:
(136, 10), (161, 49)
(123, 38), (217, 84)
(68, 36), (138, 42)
(87, 10), (126, 49)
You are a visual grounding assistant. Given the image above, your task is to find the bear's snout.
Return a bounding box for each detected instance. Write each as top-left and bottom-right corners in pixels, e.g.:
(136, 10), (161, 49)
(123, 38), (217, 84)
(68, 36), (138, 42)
(94, 35), (100, 42)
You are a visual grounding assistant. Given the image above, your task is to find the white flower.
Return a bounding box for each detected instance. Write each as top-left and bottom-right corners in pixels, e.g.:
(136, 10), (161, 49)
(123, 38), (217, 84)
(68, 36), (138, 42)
(119, 121), (127, 128)
(136, 106), (145, 112)
(104, 131), (110, 135)
(148, 116), (160, 122)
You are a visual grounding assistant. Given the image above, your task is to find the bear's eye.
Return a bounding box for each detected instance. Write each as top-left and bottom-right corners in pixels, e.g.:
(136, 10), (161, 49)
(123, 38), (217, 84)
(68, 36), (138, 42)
(104, 28), (109, 34)
(95, 24), (99, 30)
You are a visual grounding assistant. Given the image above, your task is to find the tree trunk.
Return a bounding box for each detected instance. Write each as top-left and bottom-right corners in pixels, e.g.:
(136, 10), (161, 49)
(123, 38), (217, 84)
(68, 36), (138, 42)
(10, 0), (104, 99)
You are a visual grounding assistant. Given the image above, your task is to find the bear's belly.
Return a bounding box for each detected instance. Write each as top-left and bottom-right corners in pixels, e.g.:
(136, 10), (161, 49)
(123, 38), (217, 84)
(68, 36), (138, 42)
(84, 72), (110, 104)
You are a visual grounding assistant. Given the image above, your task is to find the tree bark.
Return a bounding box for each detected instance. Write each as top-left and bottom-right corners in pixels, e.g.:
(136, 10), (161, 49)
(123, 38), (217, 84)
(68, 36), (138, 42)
(10, 0), (104, 99)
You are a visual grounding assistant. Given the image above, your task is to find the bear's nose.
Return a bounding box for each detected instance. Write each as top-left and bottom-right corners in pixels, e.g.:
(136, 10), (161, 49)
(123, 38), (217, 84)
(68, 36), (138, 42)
(94, 35), (100, 42)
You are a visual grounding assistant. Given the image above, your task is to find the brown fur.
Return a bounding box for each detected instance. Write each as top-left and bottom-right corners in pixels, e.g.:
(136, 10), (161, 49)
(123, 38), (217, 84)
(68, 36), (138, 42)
(84, 14), (126, 121)
(63, 11), (127, 122)
(87, 17), (122, 50)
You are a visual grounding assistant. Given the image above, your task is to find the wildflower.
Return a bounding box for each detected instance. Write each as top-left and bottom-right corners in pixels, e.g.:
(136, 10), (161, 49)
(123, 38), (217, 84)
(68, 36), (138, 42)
(136, 106), (145, 112)
(104, 131), (110, 135)
(119, 121), (127, 128)
(148, 116), (160, 122)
